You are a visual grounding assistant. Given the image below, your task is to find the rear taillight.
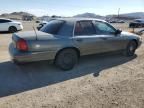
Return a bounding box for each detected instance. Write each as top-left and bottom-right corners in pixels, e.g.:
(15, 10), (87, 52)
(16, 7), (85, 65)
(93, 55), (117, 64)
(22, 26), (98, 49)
(16, 39), (28, 51)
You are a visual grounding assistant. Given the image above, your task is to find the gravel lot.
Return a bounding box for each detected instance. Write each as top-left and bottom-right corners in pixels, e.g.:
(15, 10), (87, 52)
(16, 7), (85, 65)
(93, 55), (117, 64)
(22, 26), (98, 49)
(0, 21), (144, 108)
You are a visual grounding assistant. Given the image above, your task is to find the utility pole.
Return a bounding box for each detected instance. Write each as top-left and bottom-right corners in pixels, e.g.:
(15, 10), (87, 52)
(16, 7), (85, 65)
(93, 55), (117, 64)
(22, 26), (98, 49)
(118, 8), (120, 19)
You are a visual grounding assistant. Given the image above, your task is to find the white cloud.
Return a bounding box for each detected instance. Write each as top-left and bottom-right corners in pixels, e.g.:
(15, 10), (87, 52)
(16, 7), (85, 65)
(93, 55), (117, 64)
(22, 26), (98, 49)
(25, 8), (78, 17)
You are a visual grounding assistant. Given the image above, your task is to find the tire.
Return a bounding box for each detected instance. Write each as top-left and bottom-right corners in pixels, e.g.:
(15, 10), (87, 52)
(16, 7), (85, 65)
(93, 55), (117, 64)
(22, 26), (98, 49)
(55, 49), (78, 70)
(9, 26), (17, 33)
(12, 59), (25, 65)
(124, 41), (137, 57)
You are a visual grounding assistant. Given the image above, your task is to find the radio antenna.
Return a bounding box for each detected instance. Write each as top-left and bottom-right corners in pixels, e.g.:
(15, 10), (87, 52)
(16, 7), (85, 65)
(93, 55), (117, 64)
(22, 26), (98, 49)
(32, 20), (38, 40)
(33, 26), (38, 40)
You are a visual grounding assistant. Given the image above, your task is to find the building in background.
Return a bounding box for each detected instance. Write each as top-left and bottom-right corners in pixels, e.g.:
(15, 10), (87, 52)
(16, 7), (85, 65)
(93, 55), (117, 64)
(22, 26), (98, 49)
(22, 15), (34, 21)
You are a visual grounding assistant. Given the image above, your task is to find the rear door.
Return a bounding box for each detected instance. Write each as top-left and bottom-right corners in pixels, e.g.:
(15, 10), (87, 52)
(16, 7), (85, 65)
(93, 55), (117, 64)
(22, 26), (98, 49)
(0, 19), (5, 31)
(0, 19), (11, 31)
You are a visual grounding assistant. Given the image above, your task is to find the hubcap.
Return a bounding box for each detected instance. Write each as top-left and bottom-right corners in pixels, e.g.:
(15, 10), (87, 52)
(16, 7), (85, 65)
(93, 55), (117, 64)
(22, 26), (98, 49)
(63, 54), (73, 65)
(10, 28), (16, 33)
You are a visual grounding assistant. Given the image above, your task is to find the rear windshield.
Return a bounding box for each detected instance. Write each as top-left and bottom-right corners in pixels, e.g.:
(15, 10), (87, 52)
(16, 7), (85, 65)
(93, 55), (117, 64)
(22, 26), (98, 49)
(40, 20), (65, 35)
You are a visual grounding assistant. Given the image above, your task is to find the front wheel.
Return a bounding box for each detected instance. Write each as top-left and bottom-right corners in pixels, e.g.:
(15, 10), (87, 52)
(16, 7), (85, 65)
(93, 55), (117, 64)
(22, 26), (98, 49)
(9, 26), (17, 33)
(55, 49), (78, 70)
(124, 41), (137, 57)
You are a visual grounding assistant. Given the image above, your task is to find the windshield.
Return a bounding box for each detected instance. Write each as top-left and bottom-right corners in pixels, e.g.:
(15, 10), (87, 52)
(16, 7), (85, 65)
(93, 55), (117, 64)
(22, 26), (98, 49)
(40, 20), (65, 35)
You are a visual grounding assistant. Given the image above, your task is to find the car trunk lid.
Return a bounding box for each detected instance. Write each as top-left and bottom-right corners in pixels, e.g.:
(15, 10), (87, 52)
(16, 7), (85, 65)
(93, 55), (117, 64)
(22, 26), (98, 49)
(12, 31), (58, 52)
(13, 31), (55, 40)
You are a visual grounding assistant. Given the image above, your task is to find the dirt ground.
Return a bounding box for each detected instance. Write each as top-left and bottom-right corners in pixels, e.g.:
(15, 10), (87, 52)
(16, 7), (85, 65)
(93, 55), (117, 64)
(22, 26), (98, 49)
(0, 21), (144, 108)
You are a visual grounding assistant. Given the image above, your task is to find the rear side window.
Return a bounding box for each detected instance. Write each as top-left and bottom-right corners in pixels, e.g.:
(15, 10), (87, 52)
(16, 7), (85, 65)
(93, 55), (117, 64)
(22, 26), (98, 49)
(74, 21), (96, 36)
(0, 19), (12, 23)
(40, 20), (65, 35)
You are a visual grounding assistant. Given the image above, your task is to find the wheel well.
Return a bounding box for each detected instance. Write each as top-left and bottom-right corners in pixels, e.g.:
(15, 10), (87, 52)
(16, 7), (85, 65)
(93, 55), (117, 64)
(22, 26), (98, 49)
(54, 47), (80, 61)
(9, 26), (17, 30)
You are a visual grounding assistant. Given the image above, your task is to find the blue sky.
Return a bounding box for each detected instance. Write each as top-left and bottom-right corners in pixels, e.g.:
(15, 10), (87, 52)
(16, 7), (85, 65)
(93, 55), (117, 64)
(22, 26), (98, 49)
(0, 0), (144, 16)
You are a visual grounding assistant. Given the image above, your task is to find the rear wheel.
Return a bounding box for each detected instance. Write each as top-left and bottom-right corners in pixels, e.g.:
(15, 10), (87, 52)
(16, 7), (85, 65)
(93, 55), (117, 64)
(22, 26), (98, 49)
(12, 59), (25, 65)
(9, 26), (17, 33)
(55, 49), (78, 70)
(124, 41), (137, 57)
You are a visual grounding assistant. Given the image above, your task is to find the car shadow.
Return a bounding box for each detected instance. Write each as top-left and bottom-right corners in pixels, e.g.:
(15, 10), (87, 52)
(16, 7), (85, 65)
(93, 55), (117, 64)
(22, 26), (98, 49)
(0, 53), (137, 97)
(0, 31), (11, 34)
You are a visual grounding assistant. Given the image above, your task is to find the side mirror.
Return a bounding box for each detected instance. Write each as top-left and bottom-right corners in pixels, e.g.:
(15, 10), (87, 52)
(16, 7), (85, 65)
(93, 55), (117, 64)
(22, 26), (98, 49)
(115, 29), (122, 35)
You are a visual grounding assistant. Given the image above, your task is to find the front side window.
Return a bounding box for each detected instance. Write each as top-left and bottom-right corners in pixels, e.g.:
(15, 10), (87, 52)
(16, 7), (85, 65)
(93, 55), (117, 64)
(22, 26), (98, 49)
(40, 20), (65, 35)
(94, 21), (116, 35)
(74, 21), (96, 36)
(0, 19), (12, 23)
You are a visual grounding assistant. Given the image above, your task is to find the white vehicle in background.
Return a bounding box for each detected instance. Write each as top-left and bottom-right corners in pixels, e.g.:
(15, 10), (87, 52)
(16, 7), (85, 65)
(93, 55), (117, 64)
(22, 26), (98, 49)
(0, 18), (23, 33)
(37, 18), (58, 30)
(37, 21), (48, 30)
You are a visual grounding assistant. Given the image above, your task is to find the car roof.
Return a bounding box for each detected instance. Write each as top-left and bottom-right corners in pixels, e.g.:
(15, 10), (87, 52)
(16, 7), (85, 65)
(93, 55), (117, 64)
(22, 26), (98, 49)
(54, 17), (106, 23)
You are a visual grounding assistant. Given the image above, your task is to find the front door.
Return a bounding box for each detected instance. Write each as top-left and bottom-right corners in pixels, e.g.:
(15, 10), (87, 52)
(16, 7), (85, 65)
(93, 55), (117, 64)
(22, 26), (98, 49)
(93, 21), (128, 52)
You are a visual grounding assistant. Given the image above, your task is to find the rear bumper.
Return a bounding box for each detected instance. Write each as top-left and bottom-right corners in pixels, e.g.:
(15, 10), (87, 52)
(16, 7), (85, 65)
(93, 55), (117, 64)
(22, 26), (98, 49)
(9, 44), (56, 63)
